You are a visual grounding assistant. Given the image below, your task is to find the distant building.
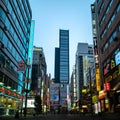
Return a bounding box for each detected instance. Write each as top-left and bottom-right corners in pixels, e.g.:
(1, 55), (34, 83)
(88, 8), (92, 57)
(54, 48), (60, 83)
(0, 0), (32, 116)
(75, 43), (95, 108)
(70, 65), (77, 109)
(31, 46), (46, 95)
(54, 29), (69, 110)
(31, 46), (47, 112)
(59, 29), (69, 84)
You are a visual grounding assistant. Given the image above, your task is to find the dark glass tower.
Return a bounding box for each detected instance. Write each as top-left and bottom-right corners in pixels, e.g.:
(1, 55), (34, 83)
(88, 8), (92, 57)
(54, 47), (60, 83)
(59, 29), (69, 84)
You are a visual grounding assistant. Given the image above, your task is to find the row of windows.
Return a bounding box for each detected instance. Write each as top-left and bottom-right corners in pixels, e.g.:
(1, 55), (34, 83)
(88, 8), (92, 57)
(98, 0), (105, 15)
(12, 0), (28, 34)
(59, 59), (69, 62)
(99, 0), (113, 26)
(60, 35), (69, 38)
(0, 53), (18, 79)
(0, 3), (30, 59)
(60, 76), (69, 79)
(12, 0), (30, 43)
(4, 0), (29, 40)
(102, 23), (120, 52)
(0, 27), (26, 63)
(0, 6), (28, 52)
(101, 3), (120, 39)
(60, 53), (68, 56)
(60, 44), (69, 48)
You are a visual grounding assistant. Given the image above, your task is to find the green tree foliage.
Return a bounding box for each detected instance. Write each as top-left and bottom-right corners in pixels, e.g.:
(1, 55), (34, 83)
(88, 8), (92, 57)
(34, 95), (42, 114)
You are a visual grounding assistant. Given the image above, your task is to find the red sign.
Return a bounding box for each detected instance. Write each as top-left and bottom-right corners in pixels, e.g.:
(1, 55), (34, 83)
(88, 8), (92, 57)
(104, 83), (110, 91)
(0, 88), (5, 93)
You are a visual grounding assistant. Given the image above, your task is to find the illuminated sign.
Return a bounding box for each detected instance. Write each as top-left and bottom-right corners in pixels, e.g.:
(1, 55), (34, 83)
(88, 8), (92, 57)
(104, 64), (110, 75)
(104, 83), (110, 91)
(0, 87), (5, 93)
(115, 51), (120, 65)
(96, 68), (101, 91)
(110, 59), (115, 69)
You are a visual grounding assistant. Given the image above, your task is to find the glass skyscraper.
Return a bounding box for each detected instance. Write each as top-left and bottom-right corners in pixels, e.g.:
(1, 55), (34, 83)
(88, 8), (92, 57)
(0, 0), (32, 116)
(59, 29), (69, 84)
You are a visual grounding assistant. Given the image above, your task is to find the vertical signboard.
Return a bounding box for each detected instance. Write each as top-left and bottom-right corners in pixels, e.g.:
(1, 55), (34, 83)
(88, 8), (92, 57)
(96, 68), (101, 91)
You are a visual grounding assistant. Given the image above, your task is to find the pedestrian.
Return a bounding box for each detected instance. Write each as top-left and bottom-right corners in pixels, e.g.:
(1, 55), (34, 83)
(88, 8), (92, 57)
(15, 110), (19, 119)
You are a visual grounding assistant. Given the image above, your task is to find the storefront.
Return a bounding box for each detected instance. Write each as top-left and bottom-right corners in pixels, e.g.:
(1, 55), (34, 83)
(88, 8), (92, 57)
(98, 90), (107, 112)
(0, 86), (22, 116)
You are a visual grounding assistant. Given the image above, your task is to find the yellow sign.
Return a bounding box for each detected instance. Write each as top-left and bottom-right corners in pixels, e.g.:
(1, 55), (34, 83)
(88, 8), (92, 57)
(96, 68), (101, 91)
(111, 59), (115, 69)
(82, 89), (87, 93)
(92, 95), (97, 103)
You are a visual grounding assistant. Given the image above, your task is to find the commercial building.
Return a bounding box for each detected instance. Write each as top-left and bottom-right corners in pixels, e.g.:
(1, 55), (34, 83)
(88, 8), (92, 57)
(0, 0), (32, 116)
(75, 43), (95, 112)
(31, 46), (47, 113)
(91, 0), (120, 112)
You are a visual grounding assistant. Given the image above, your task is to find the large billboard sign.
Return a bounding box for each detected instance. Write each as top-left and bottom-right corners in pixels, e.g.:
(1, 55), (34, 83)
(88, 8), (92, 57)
(50, 83), (59, 106)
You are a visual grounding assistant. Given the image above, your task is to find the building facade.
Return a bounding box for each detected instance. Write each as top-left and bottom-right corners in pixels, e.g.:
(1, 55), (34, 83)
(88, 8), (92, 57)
(54, 48), (60, 83)
(75, 43), (95, 111)
(54, 29), (69, 111)
(91, 0), (120, 112)
(0, 0), (32, 116)
(31, 46), (47, 112)
(59, 29), (69, 84)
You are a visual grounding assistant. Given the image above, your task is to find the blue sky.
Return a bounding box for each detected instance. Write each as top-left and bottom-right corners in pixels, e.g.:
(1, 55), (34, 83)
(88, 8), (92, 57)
(29, 0), (95, 78)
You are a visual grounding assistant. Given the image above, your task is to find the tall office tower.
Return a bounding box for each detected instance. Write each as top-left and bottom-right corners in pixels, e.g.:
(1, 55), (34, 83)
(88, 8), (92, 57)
(59, 29), (69, 110)
(54, 29), (69, 110)
(91, 0), (120, 113)
(59, 29), (69, 84)
(0, 0), (32, 116)
(54, 47), (60, 83)
(75, 43), (94, 107)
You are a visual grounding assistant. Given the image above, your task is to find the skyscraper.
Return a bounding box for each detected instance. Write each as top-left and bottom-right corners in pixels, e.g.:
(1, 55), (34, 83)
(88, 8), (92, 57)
(54, 29), (69, 111)
(59, 29), (69, 84)
(0, 0), (32, 116)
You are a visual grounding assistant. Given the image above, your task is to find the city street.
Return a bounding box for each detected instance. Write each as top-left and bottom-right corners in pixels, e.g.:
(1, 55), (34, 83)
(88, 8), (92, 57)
(0, 113), (120, 120)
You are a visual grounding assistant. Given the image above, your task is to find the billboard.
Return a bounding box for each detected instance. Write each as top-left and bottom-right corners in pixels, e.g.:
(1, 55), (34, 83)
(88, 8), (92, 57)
(50, 83), (59, 106)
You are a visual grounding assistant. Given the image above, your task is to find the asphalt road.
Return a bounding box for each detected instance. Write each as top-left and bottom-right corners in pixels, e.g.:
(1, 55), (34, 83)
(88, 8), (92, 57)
(0, 113), (120, 120)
